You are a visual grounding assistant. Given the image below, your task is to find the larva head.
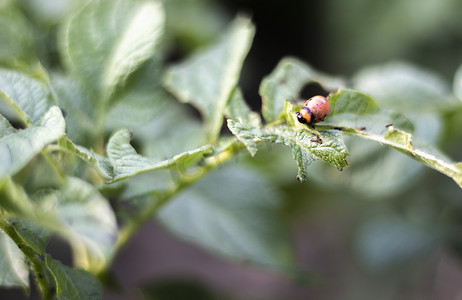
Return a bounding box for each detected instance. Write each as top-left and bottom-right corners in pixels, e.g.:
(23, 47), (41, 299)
(297, 107), (312, 124)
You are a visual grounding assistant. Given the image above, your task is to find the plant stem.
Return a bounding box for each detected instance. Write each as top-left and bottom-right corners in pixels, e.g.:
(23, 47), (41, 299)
(98, 139), (245, 277)
(0, 219), (52, 300)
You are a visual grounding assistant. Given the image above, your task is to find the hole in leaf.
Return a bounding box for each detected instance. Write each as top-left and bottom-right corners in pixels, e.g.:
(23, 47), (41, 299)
(299, 82), (328, 100)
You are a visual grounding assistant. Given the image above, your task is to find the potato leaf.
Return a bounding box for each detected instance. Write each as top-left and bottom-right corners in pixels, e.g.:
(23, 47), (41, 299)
(0, 106), (65, 180)
(159, 166), (295, 270)
(259, 57), (345, 124)
(0, 230), (29, 290)
(454, 62), (462, 102)
(0, 69), (54, 125)
(60, 0), (165, 100)
(228, 119), (348, 181)
(344, 126), (462, 189)
(106, 129), (214, 182)
(46, 256), (102, 300)
(164, 16), (254, 142)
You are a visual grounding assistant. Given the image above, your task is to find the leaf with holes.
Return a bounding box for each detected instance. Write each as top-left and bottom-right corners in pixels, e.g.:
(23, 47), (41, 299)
(259, 57), (345, 124)
(228, 119), (348, 181)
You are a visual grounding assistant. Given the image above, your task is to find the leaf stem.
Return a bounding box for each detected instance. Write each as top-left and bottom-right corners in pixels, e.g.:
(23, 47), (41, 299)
(41, 150), (66, 184)
(0, 218), (52, 300)
(98, 139), (245, 277)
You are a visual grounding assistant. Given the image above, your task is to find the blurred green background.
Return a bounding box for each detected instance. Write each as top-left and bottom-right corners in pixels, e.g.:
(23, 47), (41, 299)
(1, 0), (462, 299)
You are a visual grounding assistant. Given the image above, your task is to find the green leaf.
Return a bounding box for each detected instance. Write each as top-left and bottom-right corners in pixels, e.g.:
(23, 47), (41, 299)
(0, 106), (65, 180)
(259, 57), (345, 124)
(454, 62), (462, 102)
(225, 88), (261, 126)
(346, 126), (462, 189)
(1, 176), (117, 272)
(353, 62), (455, 112)
(105, 56), (171, 130)
(106, 90), (171, 130)
(51, 74), (97, 145)
(0, 229), (29, 290)
(58, 137), (113, 180)
(328, 89), (380, 116)
(159, 166), (294, 269)
(134, 102), (206, 160)
(106, 129), (213, 182)
(0, 113), (14, 137)
(164, 16), (255, 142)
(10, 218), (50, 255)
(50, 177), (118, 271)
(60, 0), (165, 100)
(324, 89), (414, 133)
(46, 256), (102, 300)
(0, 69), (54, 125)
(228, 119), (348, 181)
(0, 3), (35, 64)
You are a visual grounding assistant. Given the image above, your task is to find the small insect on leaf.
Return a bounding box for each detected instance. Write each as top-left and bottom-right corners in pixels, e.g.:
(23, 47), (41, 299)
(296, 95), (331, 125)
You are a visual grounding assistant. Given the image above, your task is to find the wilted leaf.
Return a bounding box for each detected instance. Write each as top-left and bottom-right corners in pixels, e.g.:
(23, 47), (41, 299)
(164, 16), (254, 141)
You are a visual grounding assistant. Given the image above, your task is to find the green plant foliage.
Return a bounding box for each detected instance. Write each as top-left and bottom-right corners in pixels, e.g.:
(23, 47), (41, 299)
(60, 0), (165, 101)
(0, 2), (35, 64)
(164, 16), (255, 142)
(106, 129), (213, 182)
(46, 256), (102, 300)
(0, 1), (461, 299)
(51, 75), (96, 145)
(349, 126), (462, 189)
(259, 57), (345, 124)
(0, 69), (54, 125)
(0, 230), (29, 290)
(228, 118), (348, 181)
(455, 62), (462, 101)
(0, 106), (65, 180)
(44, 177), (118, 271)
(159, 166), (294, 269)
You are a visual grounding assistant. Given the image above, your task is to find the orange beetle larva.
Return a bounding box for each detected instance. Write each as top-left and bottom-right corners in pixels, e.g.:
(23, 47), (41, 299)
(296, 95), (331, 125)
